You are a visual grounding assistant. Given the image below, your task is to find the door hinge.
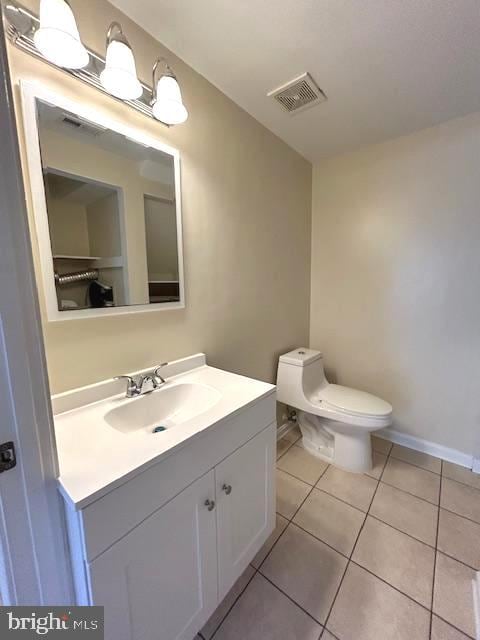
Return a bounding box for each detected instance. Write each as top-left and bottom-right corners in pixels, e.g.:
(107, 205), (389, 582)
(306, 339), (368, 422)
(0, 442), (16, 473)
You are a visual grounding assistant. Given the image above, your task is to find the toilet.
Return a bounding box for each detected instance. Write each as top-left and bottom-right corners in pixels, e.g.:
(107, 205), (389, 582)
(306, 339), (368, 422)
(277, 348), (392, 473)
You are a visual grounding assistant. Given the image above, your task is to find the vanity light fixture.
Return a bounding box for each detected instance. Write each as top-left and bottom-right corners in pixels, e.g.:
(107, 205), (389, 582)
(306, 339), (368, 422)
(100, 22), (143, 101)
(5, 1), (189, 127)
(33, 0), (89, 69)
(151, 58), (188, 125)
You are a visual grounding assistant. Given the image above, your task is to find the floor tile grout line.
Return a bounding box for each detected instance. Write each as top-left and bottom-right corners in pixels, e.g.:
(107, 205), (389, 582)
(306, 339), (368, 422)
(209, 553), (475, 640)
(441, 475), (480, 495)
(208, 568), (258, 640)
(321, 445), (391, 634)
(257, 569), (326, 628)
(278, 461), (393, 520)
(287, 507), (479, 576)
(441, 467), (480, 493)
(256, 462), (332, 573)
(433, 612), (477, 640)
(429, 461), (442, 639)
(276, 465), (320, 489)
(379, 477), (440, 507)
(347, 558), (433, 613)
(375, 484), (480, 532)
(253, 518), (292, 571)
(288, 504), (475, 626)
(279, 444), (479, 565)
(349, 447), (440, 616)
(290, 462), (331, 522)
(311, 485), (375, 515)
(434, 548), (480, 573)
(367, 512), (437, 549)
(263, 520), (439, 622)
(375, 443), (479, 492)
(288, 520), (350, 562)
(439, 505), (480, 527)
(389, 452), (442, 476)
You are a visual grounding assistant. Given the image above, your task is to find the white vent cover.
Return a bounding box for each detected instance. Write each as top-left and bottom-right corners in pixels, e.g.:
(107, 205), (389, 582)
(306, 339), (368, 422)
(268, 73), (326, 115)
(60, 113), (107, 137)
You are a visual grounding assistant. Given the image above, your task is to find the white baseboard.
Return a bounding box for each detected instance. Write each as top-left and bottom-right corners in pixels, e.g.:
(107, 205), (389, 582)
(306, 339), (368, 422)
(376, 428), (474, 470)
(277, 421), (296, 440)
(473, 459), (480, 474)
(473, 572), (480, 640)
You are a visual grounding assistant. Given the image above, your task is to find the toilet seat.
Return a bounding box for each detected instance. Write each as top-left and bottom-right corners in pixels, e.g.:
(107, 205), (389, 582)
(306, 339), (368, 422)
(314, 384), (392, 419)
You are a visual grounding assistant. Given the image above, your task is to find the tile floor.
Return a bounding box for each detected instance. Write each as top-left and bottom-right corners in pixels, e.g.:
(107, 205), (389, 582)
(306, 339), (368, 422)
(196, 427), (479, 640)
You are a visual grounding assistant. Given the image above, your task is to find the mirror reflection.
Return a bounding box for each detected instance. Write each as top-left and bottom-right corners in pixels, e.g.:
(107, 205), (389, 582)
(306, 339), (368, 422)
(36, 99), (182, 312)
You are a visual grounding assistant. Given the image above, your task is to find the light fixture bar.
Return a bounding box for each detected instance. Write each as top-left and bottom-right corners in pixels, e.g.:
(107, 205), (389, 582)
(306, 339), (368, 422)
(4, 0), (169, 126)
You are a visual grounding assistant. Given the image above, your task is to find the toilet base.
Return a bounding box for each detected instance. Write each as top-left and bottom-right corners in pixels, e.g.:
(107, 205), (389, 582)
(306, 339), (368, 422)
(297, 411), (373, 473)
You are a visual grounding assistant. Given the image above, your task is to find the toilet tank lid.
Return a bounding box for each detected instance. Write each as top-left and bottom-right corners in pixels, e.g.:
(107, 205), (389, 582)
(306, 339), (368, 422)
(279, 348), (323, 367)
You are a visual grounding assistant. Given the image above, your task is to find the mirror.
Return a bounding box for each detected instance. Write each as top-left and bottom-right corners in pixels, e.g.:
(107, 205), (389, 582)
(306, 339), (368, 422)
(21, 82), (184, 320)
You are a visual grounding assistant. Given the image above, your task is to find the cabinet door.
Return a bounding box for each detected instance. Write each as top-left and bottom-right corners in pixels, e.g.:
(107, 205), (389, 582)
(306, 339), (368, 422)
(215, 424), (276, 598)
(89, 470), (218, 640)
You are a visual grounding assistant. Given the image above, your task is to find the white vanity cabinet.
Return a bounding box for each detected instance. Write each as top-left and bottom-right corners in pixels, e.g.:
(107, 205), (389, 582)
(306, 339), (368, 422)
(62, 390), (276, 640)
(89, 470), (218, 640)
(215, 426), (275, 599)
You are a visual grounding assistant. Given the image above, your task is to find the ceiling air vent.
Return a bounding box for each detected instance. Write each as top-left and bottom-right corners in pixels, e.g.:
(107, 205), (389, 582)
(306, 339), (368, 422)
(268, 72), (326, 115)
(60, 114), (107, 137)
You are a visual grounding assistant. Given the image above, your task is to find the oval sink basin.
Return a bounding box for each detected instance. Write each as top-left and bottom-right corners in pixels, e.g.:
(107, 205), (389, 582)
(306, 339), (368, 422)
(105, 382), (222, 434)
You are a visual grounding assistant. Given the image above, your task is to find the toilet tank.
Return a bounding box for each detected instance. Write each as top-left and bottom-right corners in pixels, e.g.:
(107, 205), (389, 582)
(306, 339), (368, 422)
(276, 348), (327, 410)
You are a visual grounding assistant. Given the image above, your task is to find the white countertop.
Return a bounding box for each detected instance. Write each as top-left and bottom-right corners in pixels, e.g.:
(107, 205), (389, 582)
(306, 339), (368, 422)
(53, 356), (275, 509)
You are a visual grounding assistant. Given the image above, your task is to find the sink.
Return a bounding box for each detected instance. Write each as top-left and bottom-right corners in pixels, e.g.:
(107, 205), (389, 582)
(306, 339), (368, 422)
(52, 354), (276, 508)
(104, 382), (222, 434)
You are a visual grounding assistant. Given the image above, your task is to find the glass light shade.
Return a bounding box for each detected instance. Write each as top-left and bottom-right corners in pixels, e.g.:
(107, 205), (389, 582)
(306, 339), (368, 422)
(100, 40), (143, 100)
(34, 0), (89, 69)
(152, 75), (188, 125)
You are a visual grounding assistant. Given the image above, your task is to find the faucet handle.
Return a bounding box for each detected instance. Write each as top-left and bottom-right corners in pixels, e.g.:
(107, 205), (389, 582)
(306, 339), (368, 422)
(153, 363), (169, 384)
(114, 375), (139, 397)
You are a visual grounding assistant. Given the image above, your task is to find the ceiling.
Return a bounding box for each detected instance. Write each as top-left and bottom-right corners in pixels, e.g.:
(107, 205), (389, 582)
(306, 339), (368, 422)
(111, 0), (480, 162)
(38, 102), (174, 169)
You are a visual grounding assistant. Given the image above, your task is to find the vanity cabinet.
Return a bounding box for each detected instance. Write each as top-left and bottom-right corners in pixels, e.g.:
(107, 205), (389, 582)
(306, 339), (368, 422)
(215, 426), (275, 599)
(63, 393), (276, 640)
(89, 471), (218, 640)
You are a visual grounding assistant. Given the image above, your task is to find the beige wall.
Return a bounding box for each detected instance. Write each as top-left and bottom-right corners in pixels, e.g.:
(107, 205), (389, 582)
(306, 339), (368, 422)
(8, 0), (311, 396)
(311, 111), (480, 455)
(144, 197), (179, 281)
(47, 197), (90, 257)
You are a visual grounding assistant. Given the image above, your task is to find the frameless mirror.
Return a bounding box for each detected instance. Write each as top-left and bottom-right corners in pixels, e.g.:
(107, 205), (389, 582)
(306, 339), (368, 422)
(21, 82), (184, 320)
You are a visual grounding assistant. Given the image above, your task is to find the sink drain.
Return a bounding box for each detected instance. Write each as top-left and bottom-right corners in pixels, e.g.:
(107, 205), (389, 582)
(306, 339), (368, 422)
(152, 426), (167, 433)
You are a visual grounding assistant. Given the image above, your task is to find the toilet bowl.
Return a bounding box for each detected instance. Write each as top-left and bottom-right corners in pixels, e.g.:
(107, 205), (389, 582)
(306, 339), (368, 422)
(276, 348), (392, 473)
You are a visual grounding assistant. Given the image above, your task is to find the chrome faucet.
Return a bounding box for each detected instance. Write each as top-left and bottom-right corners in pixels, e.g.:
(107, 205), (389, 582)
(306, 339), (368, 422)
(153, 363), (169, 385)
(115, 363), (169, 398)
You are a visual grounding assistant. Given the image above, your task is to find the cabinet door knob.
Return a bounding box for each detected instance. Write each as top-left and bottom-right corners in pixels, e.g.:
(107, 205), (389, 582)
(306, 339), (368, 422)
(204, 499), (215, 511)
(222, 484), (232, 495)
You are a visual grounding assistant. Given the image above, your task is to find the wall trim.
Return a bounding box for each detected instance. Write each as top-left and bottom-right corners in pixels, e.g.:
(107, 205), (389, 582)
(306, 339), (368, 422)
(473, 572), (480, 640)
(473, 459), (480, 475)
(377, 428), (474, 470)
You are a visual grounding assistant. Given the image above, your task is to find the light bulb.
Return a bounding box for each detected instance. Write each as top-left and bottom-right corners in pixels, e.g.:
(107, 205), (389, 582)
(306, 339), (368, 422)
(34, 0), (89, 70)
(152, 74), (188, 125)
(100, 23), (142, 101)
